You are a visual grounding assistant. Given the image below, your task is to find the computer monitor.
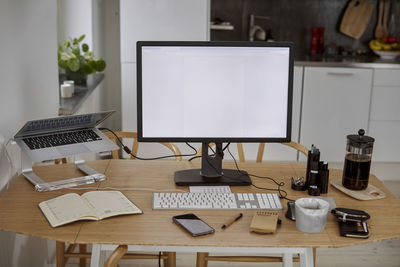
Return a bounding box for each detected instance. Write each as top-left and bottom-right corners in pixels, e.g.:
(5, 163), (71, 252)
(137, 41), (293, 186)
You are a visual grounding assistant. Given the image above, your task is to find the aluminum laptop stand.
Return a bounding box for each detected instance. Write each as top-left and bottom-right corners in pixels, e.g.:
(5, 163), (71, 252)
(21, 151), (105, 192)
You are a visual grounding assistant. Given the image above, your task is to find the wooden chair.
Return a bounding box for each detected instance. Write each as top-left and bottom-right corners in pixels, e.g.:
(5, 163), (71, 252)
(256, 141), (309, 162)
(196, 141), (316, 267)
(56, 131), (181, 267)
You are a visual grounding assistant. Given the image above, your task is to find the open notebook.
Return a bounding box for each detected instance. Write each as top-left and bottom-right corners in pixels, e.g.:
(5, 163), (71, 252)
(39, 191), (142, 227)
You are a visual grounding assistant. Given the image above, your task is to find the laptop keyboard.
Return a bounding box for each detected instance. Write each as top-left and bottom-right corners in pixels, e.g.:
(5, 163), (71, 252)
(23, 129), (102, 150)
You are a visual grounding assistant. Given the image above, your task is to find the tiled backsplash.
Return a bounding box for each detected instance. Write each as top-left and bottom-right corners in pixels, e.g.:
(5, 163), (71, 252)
(211, 0), (400, 59)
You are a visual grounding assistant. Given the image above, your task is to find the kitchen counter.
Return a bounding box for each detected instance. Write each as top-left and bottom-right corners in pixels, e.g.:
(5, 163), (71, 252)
(58, 73), (104, 115)
(295, 55), (400, 69)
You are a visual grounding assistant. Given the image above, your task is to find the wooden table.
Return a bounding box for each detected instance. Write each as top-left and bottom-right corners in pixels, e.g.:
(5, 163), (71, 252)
(1, 160), (400, 267)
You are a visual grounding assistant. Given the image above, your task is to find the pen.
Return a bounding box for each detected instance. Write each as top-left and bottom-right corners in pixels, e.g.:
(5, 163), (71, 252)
(221, 213), (243, 230)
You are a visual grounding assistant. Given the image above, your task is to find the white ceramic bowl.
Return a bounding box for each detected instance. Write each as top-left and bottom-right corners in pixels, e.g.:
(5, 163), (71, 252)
(373, 50), (400, 60)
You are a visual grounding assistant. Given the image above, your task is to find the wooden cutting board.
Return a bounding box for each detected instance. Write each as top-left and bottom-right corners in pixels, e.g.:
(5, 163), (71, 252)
(340, 0), (374, 39)
(331, 179), (386, 200)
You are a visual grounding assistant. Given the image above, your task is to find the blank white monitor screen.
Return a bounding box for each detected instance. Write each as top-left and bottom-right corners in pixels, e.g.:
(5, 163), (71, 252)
(138, 42), (292, 142)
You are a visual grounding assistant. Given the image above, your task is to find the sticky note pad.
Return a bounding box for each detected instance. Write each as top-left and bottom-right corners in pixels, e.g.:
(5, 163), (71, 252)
(250, 211), (279, 234)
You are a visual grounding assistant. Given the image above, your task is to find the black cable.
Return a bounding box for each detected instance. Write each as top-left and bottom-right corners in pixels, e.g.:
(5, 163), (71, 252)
(188, 155), (202, 161)
(208, 144), (216, 154)
(188, 142), (230, 162)
(226, 145), (294, 201)
(99, 127), (198, 160)
(158, 251), (161, 267)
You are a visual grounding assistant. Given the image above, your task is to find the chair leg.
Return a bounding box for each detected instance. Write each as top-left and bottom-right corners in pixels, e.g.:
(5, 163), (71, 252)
(56, 241), (65, 267)
(79, 244), (87, 267)
(104, 245), (128, 267)
(313, 247), (316, 267)
(282, 253), (294, 267)
(299, 248), (313, 267)
(90, 244), (102, 267)
(196, 252), (208, 267)
(163, 252), (176, 267)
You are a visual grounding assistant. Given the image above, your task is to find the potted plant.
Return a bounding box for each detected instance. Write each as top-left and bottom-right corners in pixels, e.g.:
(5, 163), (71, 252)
(58, 35), (106, 85)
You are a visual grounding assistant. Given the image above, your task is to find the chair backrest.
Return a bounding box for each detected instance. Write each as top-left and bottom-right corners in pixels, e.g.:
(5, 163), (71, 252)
(195, 143), (246, 163)
(104, 131), (182, 161)
(256, 141), (308, 162)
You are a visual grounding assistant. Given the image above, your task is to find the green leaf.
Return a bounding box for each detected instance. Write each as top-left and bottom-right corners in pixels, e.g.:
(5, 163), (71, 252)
(73, 38), (78, 45)
(78, 34), (86, 42)
(88, 60), (97, 69)
(84, 51), (94, 59)
(67, 58), (80, 72)
(79, 57), (87, 66)
(95, 59), (106, 72)
(72, 46), (80, 56)
(81, 63), (94, 74)
(60, 52), (74, 61)
(82, 43), (89, 52)
(58, 59), (68, 69)
(62, 40), (70, 50)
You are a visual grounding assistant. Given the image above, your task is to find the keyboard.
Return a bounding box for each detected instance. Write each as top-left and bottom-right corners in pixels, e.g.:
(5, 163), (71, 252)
(153, 192), (283, 210)
(23, 129), (102, 150)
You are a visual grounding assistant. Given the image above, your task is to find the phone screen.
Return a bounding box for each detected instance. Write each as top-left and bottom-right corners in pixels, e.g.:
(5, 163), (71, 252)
(173, 213), (215, 236)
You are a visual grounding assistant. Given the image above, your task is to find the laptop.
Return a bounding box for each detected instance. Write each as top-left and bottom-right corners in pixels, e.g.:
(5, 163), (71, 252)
(14, 111), (119, 162)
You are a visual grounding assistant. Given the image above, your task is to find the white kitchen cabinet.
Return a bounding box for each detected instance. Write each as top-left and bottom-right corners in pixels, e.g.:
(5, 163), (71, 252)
(369, 121), (400, 161)
(368, 68), (400, 161)
(370, 85), (400, 121)
(373, 69), (400, 86)
(300, 67), (373, 162)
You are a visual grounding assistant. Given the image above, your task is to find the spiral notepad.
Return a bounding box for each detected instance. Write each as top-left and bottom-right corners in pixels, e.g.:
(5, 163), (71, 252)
(250, 211), (279, 234)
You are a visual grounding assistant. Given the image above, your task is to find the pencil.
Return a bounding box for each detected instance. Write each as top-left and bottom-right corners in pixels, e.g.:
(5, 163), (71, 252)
(221, 213), (243, 229)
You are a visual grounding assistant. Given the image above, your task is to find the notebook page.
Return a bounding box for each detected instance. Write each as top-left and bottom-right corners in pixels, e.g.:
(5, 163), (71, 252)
(39, 193), (96, 227)
(82, 191), (142, 220)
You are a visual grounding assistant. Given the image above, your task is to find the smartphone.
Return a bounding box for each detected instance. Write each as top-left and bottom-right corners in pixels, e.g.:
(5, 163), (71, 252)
(173, 213), (215, 237)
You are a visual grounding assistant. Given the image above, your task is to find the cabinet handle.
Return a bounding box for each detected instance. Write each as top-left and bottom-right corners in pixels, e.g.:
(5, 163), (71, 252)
(326, 72), (355, 76)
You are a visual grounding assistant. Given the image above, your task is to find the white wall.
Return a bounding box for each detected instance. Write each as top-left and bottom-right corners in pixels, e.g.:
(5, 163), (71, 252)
(0, 0), (59, 266)
(103, 0), (122, 130)
(57, 0), (93, 50)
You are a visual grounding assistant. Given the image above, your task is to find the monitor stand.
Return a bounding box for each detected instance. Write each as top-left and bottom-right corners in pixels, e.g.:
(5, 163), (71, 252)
(174, 142), (252, 186)
(21, 152), (106, 192)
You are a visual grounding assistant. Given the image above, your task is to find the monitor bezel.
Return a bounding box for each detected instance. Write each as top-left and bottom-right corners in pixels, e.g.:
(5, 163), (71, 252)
(137, 41), (294, 143)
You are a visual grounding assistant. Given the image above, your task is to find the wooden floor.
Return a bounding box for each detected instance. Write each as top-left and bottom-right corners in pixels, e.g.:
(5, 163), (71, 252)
(68, 166), (400, 267)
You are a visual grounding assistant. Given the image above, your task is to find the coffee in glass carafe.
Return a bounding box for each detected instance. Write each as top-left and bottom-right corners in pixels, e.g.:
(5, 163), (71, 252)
(342, 129), (375, 190)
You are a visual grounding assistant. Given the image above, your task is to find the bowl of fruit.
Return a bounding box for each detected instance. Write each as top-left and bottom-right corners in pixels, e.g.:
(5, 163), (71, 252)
(369, 36), (400, 60)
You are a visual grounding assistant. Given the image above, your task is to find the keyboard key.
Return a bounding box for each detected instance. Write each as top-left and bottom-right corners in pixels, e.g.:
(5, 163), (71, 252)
(268, 194), (276, 209)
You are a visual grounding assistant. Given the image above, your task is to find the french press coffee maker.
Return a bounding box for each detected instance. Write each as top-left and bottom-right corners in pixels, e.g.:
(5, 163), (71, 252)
(342, 129), (375, 190)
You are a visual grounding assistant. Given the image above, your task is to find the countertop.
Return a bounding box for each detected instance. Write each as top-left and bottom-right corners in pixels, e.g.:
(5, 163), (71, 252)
(58, 73), (104, 115)
(294, 55), (400, 69)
